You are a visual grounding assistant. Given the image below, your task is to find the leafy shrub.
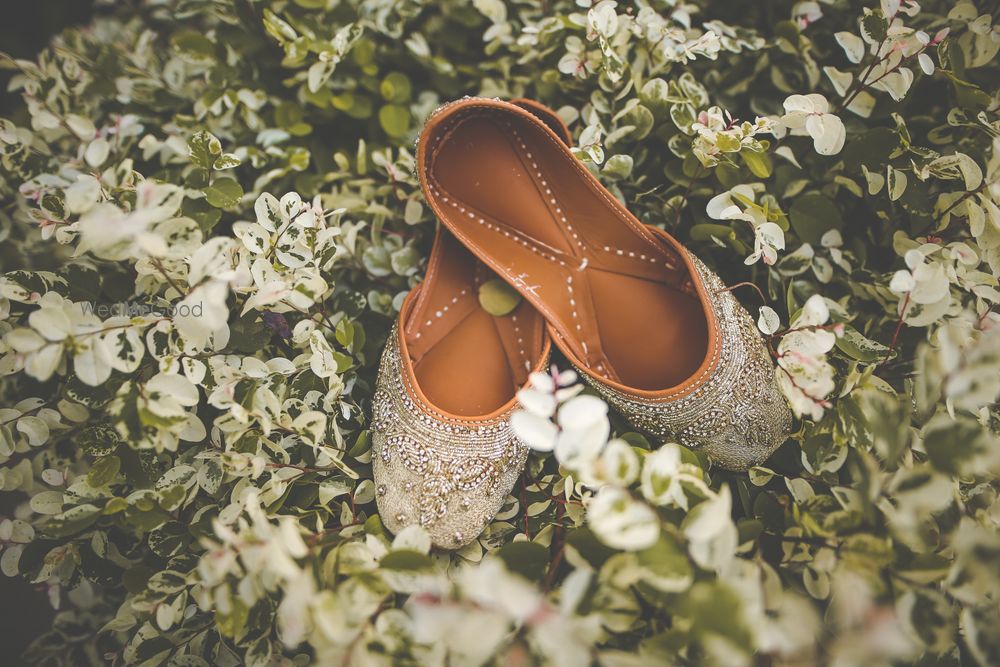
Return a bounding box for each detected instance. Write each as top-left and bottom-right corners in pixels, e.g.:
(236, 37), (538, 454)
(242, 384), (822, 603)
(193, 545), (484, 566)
(1, 0), (999, 665)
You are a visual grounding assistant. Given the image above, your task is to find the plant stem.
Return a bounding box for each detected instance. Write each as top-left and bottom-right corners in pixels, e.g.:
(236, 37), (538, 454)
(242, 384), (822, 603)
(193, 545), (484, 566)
(673, 164), (706, 225)
(716, 281), (768, 305)
(883, 292), (911, 364)
(837, 34), (889, 113)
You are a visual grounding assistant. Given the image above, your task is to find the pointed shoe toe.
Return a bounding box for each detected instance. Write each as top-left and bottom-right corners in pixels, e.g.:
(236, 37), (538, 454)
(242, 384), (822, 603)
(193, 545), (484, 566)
(579, 238), (793, 471)
(371, 330), (532, 549)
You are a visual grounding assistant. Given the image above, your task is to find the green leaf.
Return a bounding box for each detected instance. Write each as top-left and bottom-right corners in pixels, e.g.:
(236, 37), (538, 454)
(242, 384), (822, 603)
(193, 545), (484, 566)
(788, 193), (843, 245)
(62, 263), (101, 301)
(146, 569), (186, 595)
(835, 326), (892, 362)
(753, 492), (786, 531)
(842, 127), (898, 171)
(379, 72), (412, 104)
(941, 71), (992, 112)
(216, 598), (250, 639)
(122, 566), (155, 594)
(390, 246), (421, 276)
(566, 527), (616, 568)
(378, 104), (411, 138)
(380, 549), (434, 571)
(637, 534), (693, 593)
(923, 416), (983, 474)
(716, 133), (741, 153)
(841, 534), (894, 570)
(741, 150), (773, 178)
(621, 103), (654, 140)
(677, 582), (754, 648)
(182, 196), (223, 233)
(148, 521), (190, 558)
(362, 246), (392, 277)
(602, 154), (634, 179)
(690, 223), (738, 246)
(363, 514), (386, 538)
(30, 491), (64, 515)
(44, 504), (101, 538)
(204, 178), (244, 208)
(800, 433), (846, 474)
(79, 423), (121, 457)
(87, 455), (121, 488)
(773, 20), (801, 49)
(103, 498), (127, 515)
(213, 153), (241, 170)
(498, 542), (549, 582)
(478, 279), (522, 316)
(639, 78), (670, 116)
(188, 130), (222, 169)
(172, 31), (215, 60)
(861, 14), (887, 43)
(229, 316), (272, 353)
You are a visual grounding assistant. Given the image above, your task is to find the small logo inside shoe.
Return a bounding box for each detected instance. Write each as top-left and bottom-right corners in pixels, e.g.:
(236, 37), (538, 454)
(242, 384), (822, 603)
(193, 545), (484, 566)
(509, 271), (540, 296)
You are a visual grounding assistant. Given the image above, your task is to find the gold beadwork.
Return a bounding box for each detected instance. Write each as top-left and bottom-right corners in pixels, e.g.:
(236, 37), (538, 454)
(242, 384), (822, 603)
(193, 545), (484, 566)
(371, 325), (535, 548)
(578, 252), (793, 471)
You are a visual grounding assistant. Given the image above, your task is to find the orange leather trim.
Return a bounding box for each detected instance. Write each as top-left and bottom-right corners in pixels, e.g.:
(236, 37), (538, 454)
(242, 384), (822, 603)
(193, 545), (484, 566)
(511, 98), (573, 146)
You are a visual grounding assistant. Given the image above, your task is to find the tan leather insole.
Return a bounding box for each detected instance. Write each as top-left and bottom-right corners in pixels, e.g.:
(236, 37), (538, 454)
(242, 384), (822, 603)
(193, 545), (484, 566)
(427, 112), (707, 391)
(404, 232), (542, 416)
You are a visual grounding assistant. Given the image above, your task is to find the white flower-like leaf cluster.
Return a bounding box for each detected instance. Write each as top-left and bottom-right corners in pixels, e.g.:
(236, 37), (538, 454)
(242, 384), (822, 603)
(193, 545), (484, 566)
(779, 94), (846, 156)
(408, 558), (593, 667)
(827, 3), (949, 120)
(690, 106), (775, 168)
(232, 192), (343, 318)
(512, 368), (736, 562)
(0, 189), (350, 453)
(888, 234), (991, 328)
(774, 294), (842, 420)
(1, 291), (152, 385)
(707, 184), (786, 265)
(555, 0), (736, 85)
(511, 369), (609, 470)
(196, 490), (314, 643)
(574, 122), (605, 164)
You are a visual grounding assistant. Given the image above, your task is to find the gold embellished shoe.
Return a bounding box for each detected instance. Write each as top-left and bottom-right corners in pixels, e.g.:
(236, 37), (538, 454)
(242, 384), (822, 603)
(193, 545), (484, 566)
(417, 98), (793, 471)
(372, 99), (570, 548)
(371, 232), (550, 548)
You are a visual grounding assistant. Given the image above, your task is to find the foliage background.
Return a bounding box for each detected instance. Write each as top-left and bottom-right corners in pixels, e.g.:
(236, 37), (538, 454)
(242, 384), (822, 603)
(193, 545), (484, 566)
(0, 4), (98, 660)
(0, 0), (998, 665)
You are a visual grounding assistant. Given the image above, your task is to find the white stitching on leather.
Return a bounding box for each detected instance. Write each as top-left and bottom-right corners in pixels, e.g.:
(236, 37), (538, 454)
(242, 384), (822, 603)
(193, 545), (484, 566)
(413, 287), (469, 340)
(428, 184), (569, 269)
(511, 312), (528, 371)
(510, 125), (585, 252)
(420, 102), (698, 376)
(565, 275), (582, 333)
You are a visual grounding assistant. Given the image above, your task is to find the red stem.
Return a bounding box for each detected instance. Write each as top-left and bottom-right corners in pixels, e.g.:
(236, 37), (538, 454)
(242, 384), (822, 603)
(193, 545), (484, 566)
(883, 292), (911, 364)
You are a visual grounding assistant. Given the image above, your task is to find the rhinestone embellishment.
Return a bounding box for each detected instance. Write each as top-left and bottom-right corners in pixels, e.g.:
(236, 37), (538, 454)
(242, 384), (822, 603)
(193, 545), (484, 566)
(371, 325), (536, 547)
(579, 252), (793, 471)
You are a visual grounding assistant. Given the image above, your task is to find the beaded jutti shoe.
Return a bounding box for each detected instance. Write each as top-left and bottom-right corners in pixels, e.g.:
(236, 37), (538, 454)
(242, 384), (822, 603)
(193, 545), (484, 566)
(417, 98), (793, 471)
(372, 99), (570, 548)
(371, 232), (550, 549)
